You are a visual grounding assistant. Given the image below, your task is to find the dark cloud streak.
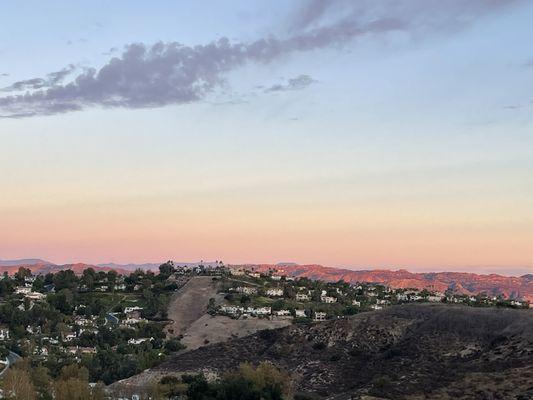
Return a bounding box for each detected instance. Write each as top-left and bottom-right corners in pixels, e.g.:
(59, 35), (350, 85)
(265, 74), (317, 92)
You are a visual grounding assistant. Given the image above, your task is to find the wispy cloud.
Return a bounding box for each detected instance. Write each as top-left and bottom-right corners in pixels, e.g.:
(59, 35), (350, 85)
(265, 74), (317, 93)
(1, 65), (76, 92)
(0, 0), (521, 117)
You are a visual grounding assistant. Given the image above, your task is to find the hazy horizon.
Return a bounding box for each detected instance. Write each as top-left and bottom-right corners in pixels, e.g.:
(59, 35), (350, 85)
(1, 256), (531, 277)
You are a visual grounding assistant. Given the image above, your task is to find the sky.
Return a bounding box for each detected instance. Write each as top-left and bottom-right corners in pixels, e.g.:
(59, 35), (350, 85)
(0, 1), (532, 275)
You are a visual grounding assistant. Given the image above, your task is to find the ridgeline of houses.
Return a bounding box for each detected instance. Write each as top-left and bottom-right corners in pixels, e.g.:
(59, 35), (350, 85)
(213, 267), (531, 322)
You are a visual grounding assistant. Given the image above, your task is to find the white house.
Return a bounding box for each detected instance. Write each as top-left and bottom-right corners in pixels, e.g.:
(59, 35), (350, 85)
(352, 300), (361, 307)
(296, 293), (310, 301)
(124, 306), (143, 314)
(0, 329), (10, 341)
(64, 333), (77, 342)
(15, 286), (32, 295)
(128, 337), (153, 345)
(295, 309), (306, 318)
(220, 305), (244, 315)
(235, 286), (258, 295)
(246, 307), (271, 316)
(274, 310), (291, 317)
(321, 295), (337, 304)
(266, 288), (284, 297)
(314, 312), (327, 321)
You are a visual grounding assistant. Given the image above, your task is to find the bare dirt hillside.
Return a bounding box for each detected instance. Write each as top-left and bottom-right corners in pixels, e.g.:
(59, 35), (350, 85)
(165, 276), (221, 337)
(181, 314), (291, 351)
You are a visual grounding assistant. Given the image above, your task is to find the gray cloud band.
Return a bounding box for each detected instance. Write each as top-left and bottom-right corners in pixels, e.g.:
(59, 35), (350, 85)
(0, 0), (520, 117)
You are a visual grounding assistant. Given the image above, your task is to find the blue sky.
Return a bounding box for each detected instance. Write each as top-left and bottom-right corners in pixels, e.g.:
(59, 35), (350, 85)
(0, 1), (532, 274)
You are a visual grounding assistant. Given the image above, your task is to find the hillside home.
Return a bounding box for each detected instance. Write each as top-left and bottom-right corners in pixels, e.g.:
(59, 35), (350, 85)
(321, 295), (337, 304)
(246, 307), (271, 316)
(266, 288), (284, 297)
(128, 338), (153, 345)
(428, 294), (445, 302)
(296, 293), (310, 301)
(0, 329), (10, 341)
(220, 305), (244, 315)
(235, 286), (258, 295)
(314, 312), (327, 321)
(15, 286), (32, 295)
(295, 309), (307, 318)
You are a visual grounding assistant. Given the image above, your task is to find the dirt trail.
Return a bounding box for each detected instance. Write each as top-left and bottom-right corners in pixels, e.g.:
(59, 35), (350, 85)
(165, 276), (220, 337)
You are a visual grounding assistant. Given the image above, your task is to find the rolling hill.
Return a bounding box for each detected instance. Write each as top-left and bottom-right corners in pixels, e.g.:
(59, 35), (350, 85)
(135, 304), (533, 399)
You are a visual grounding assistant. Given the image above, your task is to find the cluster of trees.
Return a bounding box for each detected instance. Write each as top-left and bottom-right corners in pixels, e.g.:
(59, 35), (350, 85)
(1, 361), (105, 400)
(2, 361), (293, 400)
(149, 362), (292, 400)
(0, 264), (187, 386)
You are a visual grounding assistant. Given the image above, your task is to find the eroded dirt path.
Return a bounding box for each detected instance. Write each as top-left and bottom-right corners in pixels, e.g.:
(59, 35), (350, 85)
(165, 276), (221, 337)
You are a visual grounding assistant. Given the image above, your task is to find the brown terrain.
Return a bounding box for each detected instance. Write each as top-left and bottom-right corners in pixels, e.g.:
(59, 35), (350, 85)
(114, 276), (291, 390)
(128, 303), (533, 399)
(165, 276), (221, 338)
(246, 264), (533, 302)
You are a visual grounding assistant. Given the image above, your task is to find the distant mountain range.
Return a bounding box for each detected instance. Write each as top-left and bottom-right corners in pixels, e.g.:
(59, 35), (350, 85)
(1, 259), (531, 301)
(247, 264), (533, 301)
(0, 259), (51, 267)
(0, 259), (220, 275)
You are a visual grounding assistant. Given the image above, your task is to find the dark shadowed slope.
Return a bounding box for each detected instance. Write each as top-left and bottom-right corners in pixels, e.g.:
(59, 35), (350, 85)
(151, 304), (533, 399)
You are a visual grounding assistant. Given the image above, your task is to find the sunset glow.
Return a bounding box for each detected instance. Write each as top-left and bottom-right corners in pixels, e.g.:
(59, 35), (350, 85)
(1, 1), (532, 275)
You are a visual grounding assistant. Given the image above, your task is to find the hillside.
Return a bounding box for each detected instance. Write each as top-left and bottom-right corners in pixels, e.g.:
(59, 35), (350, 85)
(138, 304), (533, 399)
(247, 264), (533, 301)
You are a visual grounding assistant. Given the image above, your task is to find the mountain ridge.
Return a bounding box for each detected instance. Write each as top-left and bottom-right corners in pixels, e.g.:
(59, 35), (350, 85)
(245, 264), (533, 301)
